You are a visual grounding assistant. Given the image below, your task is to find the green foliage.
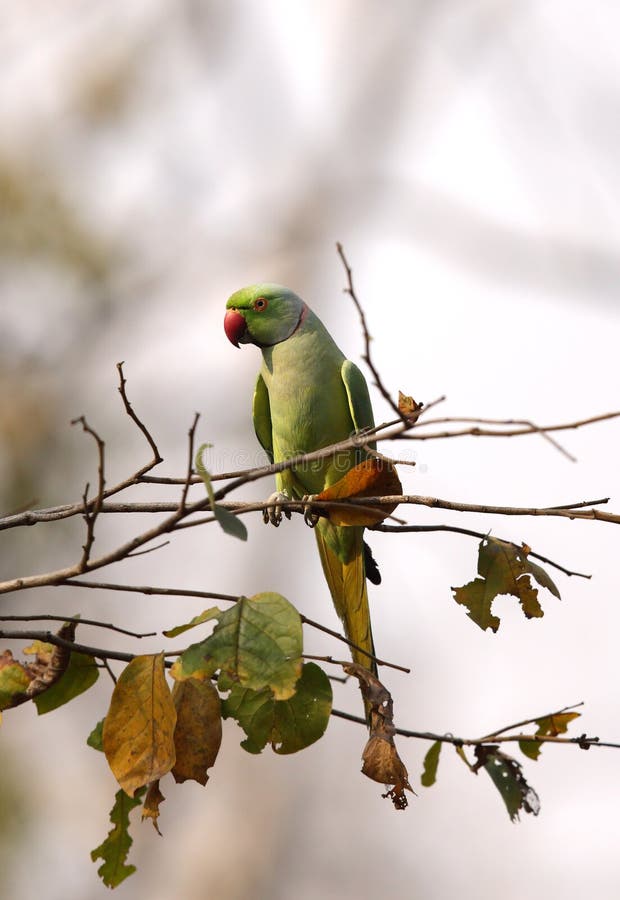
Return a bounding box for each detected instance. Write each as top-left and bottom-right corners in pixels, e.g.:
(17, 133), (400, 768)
(452, 537), (560, 632)
(195, 443), (248, 541)
(222, 662), (333, 754)
(171, 593), (303, 700)
(163, 607), (220, 639)
(91, 788), (145, 888)
(87, 718), (105, 751)
(421, 740), (442, 787)
(34, 651), (99, 714)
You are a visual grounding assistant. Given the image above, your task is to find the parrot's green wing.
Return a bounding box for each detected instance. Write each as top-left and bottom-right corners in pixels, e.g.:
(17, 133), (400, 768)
(341, 359), (375, 434)
(252, 373), (273, 463)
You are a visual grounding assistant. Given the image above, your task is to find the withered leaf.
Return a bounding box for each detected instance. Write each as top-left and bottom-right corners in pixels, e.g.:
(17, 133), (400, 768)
(452, 537), (560, 632)
(172, 678), (222, 785)
(398, 390), (422, 419)
(474, 744), (540, 821)
(0, 622), (84, 711)
(314, 458), (402, 526)
(103, 653), (177, 797)
(0, 650), (33, 711)
(519, 711), (581, 761)
(344, 663), (413, 809)
(142, 780), (165, 834)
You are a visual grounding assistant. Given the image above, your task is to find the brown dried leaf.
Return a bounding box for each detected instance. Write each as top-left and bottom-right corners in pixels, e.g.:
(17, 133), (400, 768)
(344, 663), (413, 810)
(172, 678), (222, 785)
(142, 780), (165, 835)
(398, 390), (422, 419)
(315, 458), (402, 526)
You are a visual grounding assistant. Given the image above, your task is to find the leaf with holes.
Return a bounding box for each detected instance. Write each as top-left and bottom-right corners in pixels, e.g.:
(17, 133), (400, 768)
(474, 745), (540, 821)
(452, 537), (560, 632)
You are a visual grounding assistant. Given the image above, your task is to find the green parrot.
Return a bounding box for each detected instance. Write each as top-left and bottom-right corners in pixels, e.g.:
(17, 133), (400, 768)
(224, 283), (380, 680)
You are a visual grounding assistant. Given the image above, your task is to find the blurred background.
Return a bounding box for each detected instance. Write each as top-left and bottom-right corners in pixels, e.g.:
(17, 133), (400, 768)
(1, 2), (619, 898)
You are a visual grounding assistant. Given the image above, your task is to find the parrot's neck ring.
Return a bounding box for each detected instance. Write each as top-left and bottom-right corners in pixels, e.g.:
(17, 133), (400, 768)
(290, 302), (308, 337)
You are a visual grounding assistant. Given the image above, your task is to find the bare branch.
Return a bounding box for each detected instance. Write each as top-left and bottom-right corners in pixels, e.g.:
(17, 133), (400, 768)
(401, 409), (620, 442)
(61, 580), (240, 603)
(179, 413), (200, 512)
(70, 415), (106, 568)
(0, 613), (156, 638)
(116, 361), (162, 463)
(373, 523), (592, 579)
(331, 704), (618, 750)
(336, 241), (408, 420)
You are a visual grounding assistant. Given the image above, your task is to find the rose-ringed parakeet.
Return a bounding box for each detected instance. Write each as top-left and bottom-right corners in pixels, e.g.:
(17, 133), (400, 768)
(224, 284), (381, 680)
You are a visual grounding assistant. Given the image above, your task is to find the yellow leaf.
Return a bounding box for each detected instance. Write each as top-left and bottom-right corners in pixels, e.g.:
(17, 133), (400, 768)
(172, 678), (222, 785)
(315, 458), (402, 526)
(103, 654), (177, 797)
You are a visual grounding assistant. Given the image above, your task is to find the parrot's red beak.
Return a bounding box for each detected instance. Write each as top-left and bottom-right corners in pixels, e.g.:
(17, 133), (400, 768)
(224, 308), (247, 347)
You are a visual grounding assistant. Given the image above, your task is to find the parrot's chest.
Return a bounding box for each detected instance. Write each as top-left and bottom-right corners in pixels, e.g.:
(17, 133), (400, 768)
(261, 341), (354, 491)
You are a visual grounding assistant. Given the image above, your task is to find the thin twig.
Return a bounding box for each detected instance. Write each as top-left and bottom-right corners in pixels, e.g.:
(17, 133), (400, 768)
(58, 579), (411, 673)
(373, 523), (591, 579)
(70, 415), (106, 568)
(477, 701), (585, 741)
(61, 580), (241, 603)
(179, 413), (200, 512)
(330, 707), (618, 749)
(336, 241), (405, 419)
(399, 410), (620, 442)
(101, 658), (118, 684)
(116, 361), (162, 463)
(0, 614), (156, 638)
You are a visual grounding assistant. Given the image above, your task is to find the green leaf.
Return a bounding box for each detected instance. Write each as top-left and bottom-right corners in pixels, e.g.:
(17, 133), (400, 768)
(34, 651), (99, 714)
(91, 788), (145, 888)
(518, 737), (542, 761)
(87, 719), (105, 752)
(163, 607), (221, 639)
(222, 662), (332, 754)
(195, 443), (248, 541)
(474, 745), (540, 821)
(452, 537), (559, 632)
(171, 593), (303, 701)
(421, 740), (442, 787)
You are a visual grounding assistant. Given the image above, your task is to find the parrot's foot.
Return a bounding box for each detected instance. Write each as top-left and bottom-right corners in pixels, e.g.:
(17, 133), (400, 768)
(301, 495), (320, 528)
(263, 491), (291, 526)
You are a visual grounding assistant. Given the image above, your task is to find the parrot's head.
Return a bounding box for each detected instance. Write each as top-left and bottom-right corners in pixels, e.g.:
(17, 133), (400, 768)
(224, 284), (306, 349)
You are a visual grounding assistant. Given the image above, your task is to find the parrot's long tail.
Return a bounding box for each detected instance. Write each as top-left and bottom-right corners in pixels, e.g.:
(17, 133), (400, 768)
(314, 523), (377, 678)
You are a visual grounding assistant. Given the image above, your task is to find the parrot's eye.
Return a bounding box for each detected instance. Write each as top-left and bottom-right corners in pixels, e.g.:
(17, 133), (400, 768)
(254, 297), (268, 311)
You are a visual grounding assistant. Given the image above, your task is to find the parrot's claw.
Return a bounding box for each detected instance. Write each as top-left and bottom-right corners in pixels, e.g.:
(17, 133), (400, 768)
(302, 494), (320, 528)
(263, 491), (291, 526)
